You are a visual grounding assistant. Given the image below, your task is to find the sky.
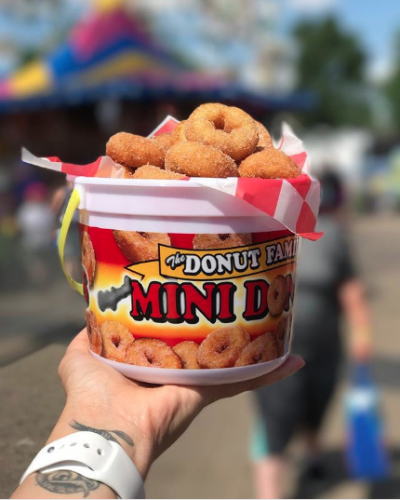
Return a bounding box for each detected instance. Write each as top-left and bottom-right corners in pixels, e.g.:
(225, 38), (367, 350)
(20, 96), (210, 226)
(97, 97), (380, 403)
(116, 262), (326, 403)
(281, 0), (400, 82)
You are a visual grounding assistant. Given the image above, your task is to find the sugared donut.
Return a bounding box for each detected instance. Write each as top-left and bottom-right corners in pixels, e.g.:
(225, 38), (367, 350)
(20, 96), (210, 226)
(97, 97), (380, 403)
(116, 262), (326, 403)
(197, 326), (250, 369)
(101, 321), (134, 363)
(170, 120), (187, 145)
(81, 231), (96, 287)
(275, 314), (292, 357)
(86, 309), (102, 355)
(267, 275), (288, 316)
(235, 332), (278, 367)
(113, 230), (170, 263)
(125, 338), (182, 369)
(165, 141), (238, 178)
(152, 132), (173, 151)
(185, 103), (259, 162)
(193, 233), (252, 250)
(173, 341), (200, 369)
(106, 132), (165, 170)
(255, 121), (273, 149)
(129, 165), (186, 180)
(239, 148), (301, 179)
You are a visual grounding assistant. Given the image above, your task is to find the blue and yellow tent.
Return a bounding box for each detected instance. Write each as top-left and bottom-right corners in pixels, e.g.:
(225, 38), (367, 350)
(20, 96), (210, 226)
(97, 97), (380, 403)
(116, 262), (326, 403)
(0, 0), (313, 113)
(0, 1), (224, 108)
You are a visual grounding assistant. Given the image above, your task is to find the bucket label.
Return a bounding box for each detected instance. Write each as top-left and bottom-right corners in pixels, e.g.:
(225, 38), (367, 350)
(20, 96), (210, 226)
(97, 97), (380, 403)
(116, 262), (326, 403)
(127, 237), (298, 281)
(82, 227), (298, 368)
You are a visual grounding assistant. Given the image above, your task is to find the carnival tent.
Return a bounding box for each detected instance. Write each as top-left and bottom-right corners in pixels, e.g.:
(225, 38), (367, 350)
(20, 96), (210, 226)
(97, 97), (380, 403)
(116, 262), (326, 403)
(0, 2), (313, 113)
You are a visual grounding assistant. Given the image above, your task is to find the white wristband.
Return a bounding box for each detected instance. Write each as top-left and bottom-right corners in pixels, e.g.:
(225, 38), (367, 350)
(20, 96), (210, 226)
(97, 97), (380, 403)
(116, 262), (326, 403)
(20, 431), (145, 499)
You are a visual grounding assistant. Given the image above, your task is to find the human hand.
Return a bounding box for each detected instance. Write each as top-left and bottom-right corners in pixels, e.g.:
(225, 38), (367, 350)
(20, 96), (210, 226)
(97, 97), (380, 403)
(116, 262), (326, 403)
(350, 329), (373, 363)
(55, 330), (304, 479)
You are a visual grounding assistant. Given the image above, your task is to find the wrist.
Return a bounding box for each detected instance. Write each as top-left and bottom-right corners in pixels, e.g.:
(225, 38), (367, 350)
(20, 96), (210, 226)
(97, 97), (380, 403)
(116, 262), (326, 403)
(48, 400), (154, 478)
(18, 431), (144, 499)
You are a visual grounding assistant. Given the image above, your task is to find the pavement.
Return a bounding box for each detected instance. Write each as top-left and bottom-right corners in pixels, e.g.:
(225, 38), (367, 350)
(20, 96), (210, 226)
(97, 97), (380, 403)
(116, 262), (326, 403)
(1, 214), (400, 499)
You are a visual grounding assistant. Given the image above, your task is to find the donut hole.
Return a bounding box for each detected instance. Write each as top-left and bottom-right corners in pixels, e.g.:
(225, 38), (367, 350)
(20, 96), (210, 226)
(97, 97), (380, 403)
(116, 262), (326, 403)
(146, 352), (155, 364)
(111, 335), (121, 348)
(218, 234), (230, 241)
(212, 116), (226, 130)
(138, 232), (149, 239)
(143, 349), (160, 366)
(216, 341), (229, 354)
(252, 352), (264, 364)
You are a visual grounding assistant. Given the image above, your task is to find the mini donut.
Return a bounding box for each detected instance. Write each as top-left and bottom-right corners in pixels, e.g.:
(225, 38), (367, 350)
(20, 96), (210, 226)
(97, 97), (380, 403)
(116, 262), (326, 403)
(165, 141), (238, 178)
(81, 231), (96, 287)
(86, 309), (102, 355)
(255, 121), (273, 149)
(267, 275), (288, 316)
(185, 103), (259, 161)
(106, 132), (165, 170)
(130, 165), (186, 180)
(197, 326), (250, 369)
(113, 230), (170, 263)
(101, 321), (134, 363)
(235, 332), (278, 367)
(152, 132), (173, 151)
(193, 233), (252, 250)
(170, 120), (188, 145)
(275, 314), (292, 357)
(125, 338), (182, 369)
(173, 341), (200, 369)
(238, 148), (301, 179)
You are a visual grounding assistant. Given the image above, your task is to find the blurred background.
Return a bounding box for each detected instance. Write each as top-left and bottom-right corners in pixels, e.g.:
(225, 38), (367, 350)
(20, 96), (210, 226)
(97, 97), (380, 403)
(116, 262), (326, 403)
(1, 0), (400, 498)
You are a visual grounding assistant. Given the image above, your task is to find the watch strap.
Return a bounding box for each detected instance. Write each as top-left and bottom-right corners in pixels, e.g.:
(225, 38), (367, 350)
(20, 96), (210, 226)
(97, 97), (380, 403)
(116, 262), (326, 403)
(20, 431), (145, 499)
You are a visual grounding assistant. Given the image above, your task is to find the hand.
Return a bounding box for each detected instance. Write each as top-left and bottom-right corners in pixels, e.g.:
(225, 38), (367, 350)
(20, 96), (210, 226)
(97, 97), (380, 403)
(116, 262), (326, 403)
(56, 330), (304, 478)
(350, 331), (372, 363)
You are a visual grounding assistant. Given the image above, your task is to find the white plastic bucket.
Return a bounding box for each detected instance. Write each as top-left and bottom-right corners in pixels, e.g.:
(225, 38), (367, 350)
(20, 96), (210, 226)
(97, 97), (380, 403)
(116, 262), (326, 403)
(59, 177), (298, 385)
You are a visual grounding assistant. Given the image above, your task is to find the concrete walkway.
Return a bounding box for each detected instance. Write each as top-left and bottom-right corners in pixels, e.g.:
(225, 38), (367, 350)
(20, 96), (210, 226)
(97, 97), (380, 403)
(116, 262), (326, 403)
(1, 215), (400, 498)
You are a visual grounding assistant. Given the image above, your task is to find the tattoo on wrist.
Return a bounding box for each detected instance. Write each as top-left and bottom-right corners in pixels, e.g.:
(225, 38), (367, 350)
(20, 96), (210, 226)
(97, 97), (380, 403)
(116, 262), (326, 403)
(36, 471), (100, 498)
(70, 420), (134, 447)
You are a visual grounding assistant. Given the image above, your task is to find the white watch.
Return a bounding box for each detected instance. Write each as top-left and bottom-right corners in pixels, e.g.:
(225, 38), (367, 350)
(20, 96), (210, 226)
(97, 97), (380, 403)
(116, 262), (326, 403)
(20, 431), (145, 499)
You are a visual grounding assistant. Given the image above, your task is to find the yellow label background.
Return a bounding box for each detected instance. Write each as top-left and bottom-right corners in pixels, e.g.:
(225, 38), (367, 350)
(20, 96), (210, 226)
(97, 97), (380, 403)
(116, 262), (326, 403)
(91, 236), (297, 344)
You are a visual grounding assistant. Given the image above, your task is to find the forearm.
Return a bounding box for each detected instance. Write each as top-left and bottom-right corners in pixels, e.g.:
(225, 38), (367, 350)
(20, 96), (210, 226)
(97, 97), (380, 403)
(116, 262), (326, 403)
(339, 279), (370, 330)
(12, 401), (152, 499)
(339, 279), (372, 359)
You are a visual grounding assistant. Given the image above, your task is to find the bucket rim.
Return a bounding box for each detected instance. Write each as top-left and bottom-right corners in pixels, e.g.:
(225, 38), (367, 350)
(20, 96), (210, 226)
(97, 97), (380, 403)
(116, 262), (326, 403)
(72, 176), (230, 188)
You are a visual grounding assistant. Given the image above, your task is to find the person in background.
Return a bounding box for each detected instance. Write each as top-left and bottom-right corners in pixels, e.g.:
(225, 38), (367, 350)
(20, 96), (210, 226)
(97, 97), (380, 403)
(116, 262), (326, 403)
(252, 168), (373, 499)
(16, 181), (55, 286)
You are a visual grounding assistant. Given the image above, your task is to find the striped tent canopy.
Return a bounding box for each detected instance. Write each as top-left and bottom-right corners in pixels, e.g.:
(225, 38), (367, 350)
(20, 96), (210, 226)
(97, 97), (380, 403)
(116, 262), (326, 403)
(0, 2), (230, 111)
(0, 1), (314, 113)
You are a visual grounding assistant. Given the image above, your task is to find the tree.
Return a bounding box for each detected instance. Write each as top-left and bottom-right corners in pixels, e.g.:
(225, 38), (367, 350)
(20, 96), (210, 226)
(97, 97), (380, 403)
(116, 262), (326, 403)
(293, 16), (371, 127)
(384, 31), (400, 130)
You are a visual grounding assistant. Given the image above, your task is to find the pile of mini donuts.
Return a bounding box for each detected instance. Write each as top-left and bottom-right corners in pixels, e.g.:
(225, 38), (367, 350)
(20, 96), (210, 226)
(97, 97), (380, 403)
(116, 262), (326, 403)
(87, 314), (291, 370)
(86, 273), (292, 370)
(106, 103), (302, 180)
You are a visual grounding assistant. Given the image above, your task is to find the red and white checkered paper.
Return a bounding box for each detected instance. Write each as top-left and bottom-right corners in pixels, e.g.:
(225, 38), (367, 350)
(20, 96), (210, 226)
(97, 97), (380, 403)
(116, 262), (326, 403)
(22, 116), (321, 240)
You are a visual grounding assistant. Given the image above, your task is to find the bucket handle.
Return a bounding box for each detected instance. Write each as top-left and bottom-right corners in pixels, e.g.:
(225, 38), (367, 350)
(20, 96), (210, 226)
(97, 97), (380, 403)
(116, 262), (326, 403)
(57, 188), (84, 296)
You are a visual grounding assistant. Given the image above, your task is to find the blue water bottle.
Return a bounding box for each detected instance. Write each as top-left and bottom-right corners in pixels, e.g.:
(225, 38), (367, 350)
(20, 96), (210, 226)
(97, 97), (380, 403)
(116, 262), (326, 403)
(345, 363), (390, 479)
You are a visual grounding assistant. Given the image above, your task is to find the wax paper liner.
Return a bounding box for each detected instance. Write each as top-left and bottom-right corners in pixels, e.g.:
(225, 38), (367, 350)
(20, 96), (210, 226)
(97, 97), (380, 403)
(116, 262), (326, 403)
(22, 116), (321, 240)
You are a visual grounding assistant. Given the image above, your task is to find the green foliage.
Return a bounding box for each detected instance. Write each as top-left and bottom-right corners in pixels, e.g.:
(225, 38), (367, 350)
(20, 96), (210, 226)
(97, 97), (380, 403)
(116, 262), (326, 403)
(293, 16), (371, 127)
(384, 32), (400, 129)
